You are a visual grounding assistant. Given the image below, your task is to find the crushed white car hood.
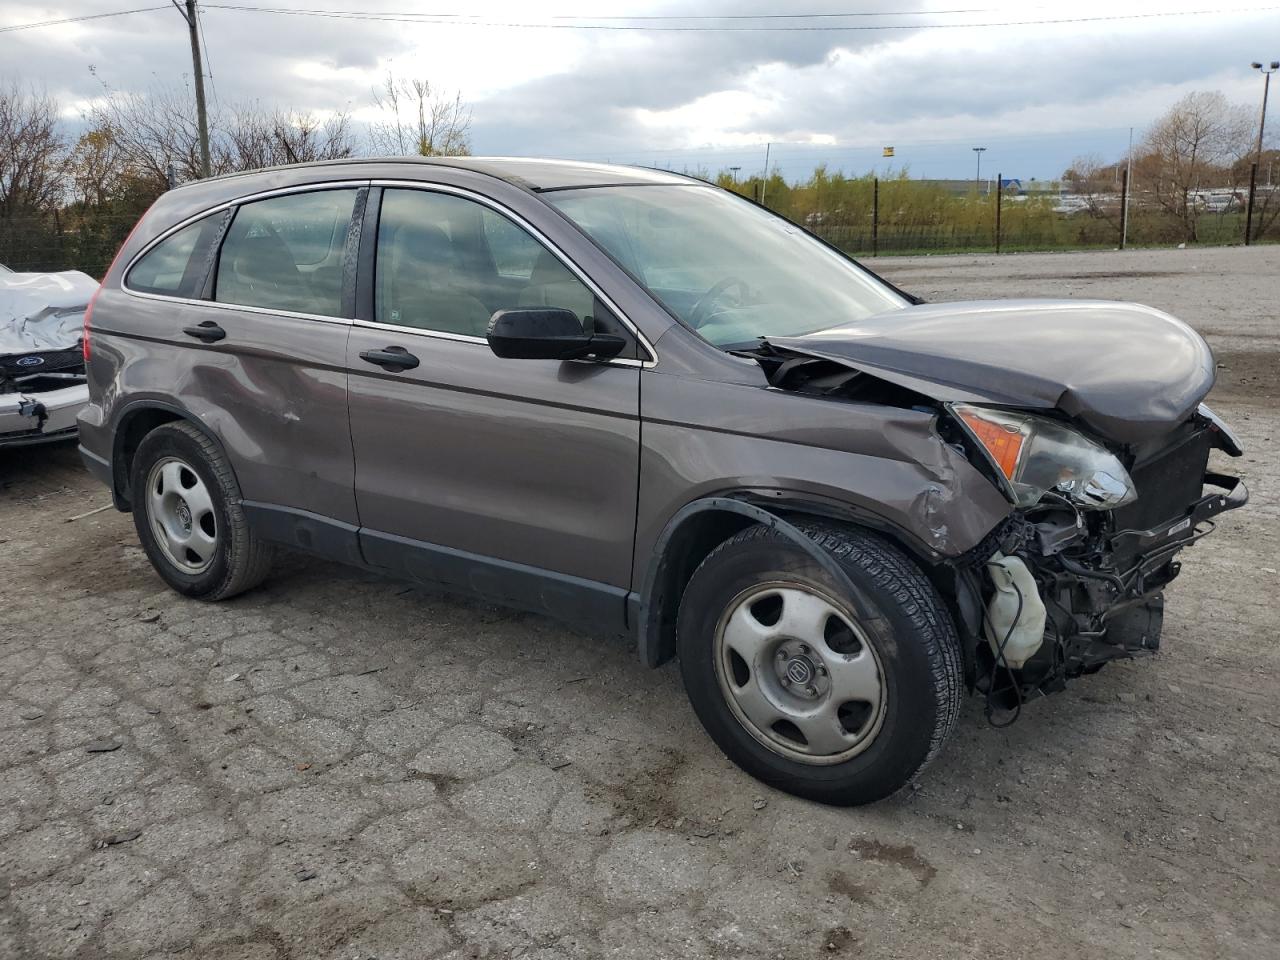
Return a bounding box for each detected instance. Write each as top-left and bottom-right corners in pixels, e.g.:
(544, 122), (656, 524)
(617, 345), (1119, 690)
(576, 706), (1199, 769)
(1, 271), (99, 356)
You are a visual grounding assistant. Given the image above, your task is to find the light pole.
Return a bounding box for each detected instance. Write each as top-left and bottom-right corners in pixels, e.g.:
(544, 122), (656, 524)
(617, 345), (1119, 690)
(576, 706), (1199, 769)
(973, 146), (987, 193)
(729, 165), (741, 184)
(1245, 61), (1278, 244)
(1252, 61), (1278, 163)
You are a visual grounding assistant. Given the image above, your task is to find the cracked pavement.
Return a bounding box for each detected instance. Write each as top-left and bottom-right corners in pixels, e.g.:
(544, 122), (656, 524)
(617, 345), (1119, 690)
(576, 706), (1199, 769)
(2, 246), (1278, 959)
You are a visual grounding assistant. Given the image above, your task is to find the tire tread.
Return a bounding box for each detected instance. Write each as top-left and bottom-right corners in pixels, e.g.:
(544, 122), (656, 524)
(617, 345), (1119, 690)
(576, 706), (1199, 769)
(688, 519), (963, 798)
(135, 420), (273, 601)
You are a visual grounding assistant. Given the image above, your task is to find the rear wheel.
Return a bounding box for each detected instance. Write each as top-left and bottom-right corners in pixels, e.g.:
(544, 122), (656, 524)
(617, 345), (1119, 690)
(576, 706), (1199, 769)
(677, 522), (962, 806)
(130, 421), (273, 600)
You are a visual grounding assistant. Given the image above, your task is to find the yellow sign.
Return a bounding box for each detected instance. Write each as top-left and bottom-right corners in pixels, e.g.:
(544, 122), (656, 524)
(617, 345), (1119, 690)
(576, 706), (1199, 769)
(882, 147), (895, 157)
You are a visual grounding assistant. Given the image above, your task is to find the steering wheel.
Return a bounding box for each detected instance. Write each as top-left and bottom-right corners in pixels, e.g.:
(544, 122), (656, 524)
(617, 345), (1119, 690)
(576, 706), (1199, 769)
(688, 276), (750, 330)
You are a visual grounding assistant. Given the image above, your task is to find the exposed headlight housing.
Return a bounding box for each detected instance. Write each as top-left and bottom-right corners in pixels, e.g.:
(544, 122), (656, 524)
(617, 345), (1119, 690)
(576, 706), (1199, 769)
(952, 404), (1137, 510)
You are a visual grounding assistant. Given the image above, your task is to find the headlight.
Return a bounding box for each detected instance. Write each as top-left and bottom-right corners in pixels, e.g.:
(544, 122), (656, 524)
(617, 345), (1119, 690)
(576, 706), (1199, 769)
(953, 404), (1137, 510)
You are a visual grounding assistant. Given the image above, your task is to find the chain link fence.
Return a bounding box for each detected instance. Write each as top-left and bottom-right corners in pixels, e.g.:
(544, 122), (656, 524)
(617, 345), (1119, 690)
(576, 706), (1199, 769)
(0, 211), (143, 279)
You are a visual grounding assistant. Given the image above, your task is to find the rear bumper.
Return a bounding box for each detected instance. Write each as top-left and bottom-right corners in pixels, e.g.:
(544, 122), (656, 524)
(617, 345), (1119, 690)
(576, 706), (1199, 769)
(0, 382), (89, 448)
(79, 443), (113, 489)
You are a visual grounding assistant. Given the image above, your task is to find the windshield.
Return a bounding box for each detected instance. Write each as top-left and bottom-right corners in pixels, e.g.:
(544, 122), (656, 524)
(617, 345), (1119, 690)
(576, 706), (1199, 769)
(545, 184), (907, 347)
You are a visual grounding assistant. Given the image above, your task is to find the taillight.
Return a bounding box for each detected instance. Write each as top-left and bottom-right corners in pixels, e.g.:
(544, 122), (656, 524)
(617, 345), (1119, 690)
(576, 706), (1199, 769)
(83, 283), (102, 361)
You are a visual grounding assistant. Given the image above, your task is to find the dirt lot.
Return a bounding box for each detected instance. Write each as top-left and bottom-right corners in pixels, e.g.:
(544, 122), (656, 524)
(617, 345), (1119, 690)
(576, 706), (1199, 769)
(2, 246), (1277, 960)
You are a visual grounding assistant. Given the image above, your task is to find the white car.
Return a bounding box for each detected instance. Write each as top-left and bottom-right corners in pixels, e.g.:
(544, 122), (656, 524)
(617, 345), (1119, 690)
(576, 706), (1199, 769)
(1, 270), (97, 447)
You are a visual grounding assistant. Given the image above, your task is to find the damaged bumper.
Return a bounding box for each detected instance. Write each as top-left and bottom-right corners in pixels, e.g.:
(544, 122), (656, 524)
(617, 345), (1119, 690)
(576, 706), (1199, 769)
(0, 382), (89, 447)
(972, 463), (1247, 710)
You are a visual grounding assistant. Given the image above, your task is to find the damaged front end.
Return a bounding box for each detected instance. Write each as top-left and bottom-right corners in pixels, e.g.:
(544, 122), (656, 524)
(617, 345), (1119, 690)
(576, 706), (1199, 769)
(744, 321), (1246, 722)
(949, 405), (1246, 718)
(1, 270), (97, 447)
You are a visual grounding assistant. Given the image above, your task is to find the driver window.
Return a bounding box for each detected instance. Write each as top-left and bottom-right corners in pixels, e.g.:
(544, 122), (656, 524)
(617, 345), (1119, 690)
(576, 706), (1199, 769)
(375, 189), (595, 337)
(214, 189), (357, 316)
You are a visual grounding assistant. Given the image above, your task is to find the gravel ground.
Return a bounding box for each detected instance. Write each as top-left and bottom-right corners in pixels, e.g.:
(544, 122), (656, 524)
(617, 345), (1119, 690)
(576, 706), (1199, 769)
(2, 245), (1277, 960)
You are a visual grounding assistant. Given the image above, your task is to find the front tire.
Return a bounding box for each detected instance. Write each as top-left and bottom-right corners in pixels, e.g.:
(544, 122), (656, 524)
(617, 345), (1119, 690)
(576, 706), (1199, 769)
(130, 421), (273, 601)
(677, 522), (962, 806)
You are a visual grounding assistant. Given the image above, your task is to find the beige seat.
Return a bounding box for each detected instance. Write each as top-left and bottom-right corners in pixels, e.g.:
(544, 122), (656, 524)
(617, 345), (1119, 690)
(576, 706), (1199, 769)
(516, 250), (594, 325)
(383, 221), (492, 337)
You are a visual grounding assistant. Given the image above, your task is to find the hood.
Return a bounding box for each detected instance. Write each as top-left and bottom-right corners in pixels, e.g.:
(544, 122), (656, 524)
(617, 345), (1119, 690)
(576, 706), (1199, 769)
(765, 299), (1215, 444)
(1, 270), (99, 357)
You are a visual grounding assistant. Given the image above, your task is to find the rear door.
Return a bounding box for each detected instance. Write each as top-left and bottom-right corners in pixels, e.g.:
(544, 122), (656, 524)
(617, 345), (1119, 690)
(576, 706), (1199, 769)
(122, 184), (365, 550)
(345, 184), (643, 631)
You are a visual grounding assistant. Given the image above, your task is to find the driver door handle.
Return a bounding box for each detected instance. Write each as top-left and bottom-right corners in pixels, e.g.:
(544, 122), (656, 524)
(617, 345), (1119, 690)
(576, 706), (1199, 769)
(182, 320), (226, 343)
(359, 346), (420, 371)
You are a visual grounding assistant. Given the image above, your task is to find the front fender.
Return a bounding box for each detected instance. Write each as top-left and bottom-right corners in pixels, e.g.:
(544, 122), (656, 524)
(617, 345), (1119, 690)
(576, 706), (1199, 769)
(636, 495), (885, 669)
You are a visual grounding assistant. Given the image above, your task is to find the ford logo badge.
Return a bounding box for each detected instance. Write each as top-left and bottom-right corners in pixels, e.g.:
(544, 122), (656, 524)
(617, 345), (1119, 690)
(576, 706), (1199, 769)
(15, 356), (44, 367)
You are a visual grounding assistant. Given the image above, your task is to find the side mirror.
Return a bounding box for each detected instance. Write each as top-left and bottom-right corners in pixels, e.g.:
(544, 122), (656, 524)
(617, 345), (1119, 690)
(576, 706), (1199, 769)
(486, 308), (626, 361)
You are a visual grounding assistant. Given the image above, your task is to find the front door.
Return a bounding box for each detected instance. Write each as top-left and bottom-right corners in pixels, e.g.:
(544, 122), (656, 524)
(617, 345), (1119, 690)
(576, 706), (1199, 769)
(346, 186), (642, 632)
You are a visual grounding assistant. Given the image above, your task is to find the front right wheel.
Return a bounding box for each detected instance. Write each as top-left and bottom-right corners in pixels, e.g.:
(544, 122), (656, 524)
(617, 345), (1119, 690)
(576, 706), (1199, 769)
(677, 522), (963, 806)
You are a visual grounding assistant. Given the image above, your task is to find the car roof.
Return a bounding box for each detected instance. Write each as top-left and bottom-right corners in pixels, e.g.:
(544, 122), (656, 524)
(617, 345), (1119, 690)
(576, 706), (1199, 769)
(196, 156), (703, 193)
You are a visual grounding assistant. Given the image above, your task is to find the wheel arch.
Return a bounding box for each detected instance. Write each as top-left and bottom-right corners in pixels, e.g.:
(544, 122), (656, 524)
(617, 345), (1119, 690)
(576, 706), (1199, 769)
(110, 401), (223, 510)
(636, 493), (962, 669)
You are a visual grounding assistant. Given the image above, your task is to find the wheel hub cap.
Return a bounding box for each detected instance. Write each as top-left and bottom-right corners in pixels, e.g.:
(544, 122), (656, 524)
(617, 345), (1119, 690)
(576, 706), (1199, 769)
(714, 583), (888, 765)
(785, 656), (814, 686)
(145, 456), (218, 575)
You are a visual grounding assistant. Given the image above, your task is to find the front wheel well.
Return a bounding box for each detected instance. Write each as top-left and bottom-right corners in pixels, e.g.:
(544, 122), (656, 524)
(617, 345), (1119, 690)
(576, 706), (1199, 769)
(639, 507), (759, 668)
(639, 498), (980, 678)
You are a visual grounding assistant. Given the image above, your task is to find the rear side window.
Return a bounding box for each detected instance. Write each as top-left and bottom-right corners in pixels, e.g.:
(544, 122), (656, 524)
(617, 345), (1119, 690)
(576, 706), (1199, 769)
(127, 213), (221, 297)
(215, 189), (357, 317)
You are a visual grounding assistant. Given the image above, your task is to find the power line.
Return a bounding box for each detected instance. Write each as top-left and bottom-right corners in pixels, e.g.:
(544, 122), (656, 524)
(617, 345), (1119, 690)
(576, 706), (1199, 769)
(4, 2), (1276, 34)
(0, 5), (170, 34)
(199, 3), (1280, 31)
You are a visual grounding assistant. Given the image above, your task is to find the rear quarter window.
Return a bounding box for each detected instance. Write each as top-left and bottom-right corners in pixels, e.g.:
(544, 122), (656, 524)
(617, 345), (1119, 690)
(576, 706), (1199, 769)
(214, 189), (357, 317)
(126, 213), (222, 297)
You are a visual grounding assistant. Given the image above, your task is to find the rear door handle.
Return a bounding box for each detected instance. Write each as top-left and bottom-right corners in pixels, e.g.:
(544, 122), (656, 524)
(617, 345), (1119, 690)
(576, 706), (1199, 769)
(359, 346), (420, 371)
(182, 321), (226, 343)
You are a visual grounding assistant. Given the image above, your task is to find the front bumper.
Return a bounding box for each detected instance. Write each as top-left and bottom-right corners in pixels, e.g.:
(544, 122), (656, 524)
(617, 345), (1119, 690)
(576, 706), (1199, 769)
(0, 382), (89, 448)
(1107, 472), (1248, 587)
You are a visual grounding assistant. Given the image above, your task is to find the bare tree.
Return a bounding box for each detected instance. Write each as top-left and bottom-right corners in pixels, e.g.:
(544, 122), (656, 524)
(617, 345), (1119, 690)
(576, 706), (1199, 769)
(223, 104), (356, 170)
(1061, 153), (1123, 225)
(87, 79), (358, 189)
(86, 82), (213, 189)
(1137, 91), (1254, 240)
(370, 73), (471, 157)
(0, 80), (67, 219)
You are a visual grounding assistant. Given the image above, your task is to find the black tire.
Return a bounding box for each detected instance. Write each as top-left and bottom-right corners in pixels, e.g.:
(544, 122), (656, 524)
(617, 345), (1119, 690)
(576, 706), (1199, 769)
(129, 420), (274, 600)
(677, 521), (963, 806)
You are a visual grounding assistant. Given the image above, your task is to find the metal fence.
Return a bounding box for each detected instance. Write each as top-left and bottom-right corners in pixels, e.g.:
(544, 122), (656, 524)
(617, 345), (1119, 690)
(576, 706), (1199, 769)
(741, 173), (1280, 258)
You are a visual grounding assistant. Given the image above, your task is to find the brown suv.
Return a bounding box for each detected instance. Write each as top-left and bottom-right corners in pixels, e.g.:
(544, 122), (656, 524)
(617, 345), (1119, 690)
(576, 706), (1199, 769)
(78, 158), (1246, 805)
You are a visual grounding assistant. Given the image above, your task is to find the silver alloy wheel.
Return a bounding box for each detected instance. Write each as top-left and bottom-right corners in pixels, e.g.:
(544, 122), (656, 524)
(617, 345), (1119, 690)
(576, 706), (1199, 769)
(145, 456), (218, 574)
(713, 581), (887, 765)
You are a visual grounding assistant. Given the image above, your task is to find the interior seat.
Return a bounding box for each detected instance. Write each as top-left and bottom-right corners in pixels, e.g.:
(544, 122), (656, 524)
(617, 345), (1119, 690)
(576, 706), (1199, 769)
(516, 250), (594, 325)
(221, 226), (310, 311)
(383, 221), (492, 337)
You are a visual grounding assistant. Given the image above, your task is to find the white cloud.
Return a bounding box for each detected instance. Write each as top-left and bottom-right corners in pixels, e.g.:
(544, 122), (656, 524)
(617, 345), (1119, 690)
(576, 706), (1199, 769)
(1, 0), (1276, 177)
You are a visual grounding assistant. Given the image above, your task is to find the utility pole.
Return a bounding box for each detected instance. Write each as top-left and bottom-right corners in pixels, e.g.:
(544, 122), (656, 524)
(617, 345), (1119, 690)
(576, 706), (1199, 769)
(994, 171), (1002, 253)
(972, 146), (986, 193)
(1245, 61), (1278, 245)
(174, 0), (212, 179)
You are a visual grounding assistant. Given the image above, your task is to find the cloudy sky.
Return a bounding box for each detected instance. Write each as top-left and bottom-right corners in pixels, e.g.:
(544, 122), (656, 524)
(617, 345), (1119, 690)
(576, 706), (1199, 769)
(2, 0), (1277, 180)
